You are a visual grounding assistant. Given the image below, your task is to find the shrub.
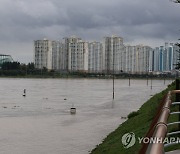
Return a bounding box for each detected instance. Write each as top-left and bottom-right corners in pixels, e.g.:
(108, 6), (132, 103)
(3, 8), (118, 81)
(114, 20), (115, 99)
(128, 111), (139, 119)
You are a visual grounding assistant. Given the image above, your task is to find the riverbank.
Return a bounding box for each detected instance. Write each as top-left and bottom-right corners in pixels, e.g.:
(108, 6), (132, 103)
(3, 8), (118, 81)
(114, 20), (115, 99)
(90, 81), (176, 154)
(0, 73), (176, 80)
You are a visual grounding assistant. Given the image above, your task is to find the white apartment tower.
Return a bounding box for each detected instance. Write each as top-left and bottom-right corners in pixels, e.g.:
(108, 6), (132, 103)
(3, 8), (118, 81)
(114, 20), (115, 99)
(52, 41), (64, 71)
(125, 45), (136, 73)
(104, 35), (125, 73)
(135, 45), (152, 73)
(67, 36), (89, 72)
(124, 45), (152, 74)
(88, 42), (103, 73)
(64, 36), (82, 71)
(34, 39), (53, 70)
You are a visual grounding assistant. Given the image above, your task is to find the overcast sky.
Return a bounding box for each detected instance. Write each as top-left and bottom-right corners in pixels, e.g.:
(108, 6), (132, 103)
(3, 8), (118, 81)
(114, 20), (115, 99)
(0, 0), (180, 63)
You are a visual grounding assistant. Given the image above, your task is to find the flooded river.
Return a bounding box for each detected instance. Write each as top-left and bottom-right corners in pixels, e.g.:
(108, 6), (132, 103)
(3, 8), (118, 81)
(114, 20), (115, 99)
(0, 78), (172, 154)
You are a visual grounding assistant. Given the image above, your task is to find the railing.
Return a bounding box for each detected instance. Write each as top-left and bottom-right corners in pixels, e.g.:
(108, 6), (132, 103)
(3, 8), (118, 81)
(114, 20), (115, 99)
(139, 90), (180, 154)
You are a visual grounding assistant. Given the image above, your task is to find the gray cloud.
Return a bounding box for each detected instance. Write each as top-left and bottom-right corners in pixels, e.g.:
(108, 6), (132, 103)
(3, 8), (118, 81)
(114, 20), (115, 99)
(0, 0), (180, 63)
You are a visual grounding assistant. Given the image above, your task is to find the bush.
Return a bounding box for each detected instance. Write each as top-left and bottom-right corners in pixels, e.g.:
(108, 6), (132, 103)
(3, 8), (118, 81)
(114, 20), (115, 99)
(127, 111), (139, 119)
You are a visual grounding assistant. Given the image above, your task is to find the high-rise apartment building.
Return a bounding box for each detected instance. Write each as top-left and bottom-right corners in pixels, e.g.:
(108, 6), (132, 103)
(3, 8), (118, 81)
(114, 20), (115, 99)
(135, 45), (152, 73)
(64, 36), (82, 71)
(52, 41), (64, 71)
(173, 44), (180, 69)
(34, 39), (53, 70)
(104, 35), (125, 73)
(125, 45), (136, 73)
(88, 41), (103, 73)
(124, 45), (152, 74)
(164, 43), (174, 71)
(68, 37), (89, 72)
(152, 47), (160, 72)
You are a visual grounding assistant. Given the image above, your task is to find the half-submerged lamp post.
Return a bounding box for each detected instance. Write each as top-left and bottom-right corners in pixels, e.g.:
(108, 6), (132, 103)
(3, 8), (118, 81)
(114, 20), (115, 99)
(151, 78), (153, 90)
(113, 50), (115, 100)
(129, 70), (131, 87)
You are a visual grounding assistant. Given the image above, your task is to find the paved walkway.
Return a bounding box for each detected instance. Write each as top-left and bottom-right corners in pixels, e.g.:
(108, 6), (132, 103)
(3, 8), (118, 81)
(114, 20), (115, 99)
(166, 150), (180, 154)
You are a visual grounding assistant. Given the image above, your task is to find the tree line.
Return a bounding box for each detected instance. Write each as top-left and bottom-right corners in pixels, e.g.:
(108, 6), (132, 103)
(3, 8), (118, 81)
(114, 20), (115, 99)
(0, 62), (51, 76)
(0, 61), (176, 78)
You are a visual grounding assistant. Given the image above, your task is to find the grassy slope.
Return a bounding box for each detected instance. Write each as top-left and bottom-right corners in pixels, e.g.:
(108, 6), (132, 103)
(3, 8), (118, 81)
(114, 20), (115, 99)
(91, 82), (175, 154)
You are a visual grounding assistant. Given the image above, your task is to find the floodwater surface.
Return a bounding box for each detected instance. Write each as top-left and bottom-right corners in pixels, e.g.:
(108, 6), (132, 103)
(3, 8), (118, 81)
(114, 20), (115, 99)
(0, 78), (172, 154)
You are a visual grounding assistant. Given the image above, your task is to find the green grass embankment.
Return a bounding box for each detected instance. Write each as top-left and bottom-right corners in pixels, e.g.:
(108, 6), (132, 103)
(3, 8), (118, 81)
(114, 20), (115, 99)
(91, 82), (176, 154)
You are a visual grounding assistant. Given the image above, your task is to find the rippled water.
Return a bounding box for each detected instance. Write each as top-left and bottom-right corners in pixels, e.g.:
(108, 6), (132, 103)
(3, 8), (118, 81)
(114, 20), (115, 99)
(0, 78), (172, 154)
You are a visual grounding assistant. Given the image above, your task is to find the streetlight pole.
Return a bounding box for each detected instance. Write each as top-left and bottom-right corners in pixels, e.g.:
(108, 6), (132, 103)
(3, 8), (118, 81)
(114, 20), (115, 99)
(151, 78), (152, 90)
(113, 50), (115, 100)
(129, 70), (131, 86)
